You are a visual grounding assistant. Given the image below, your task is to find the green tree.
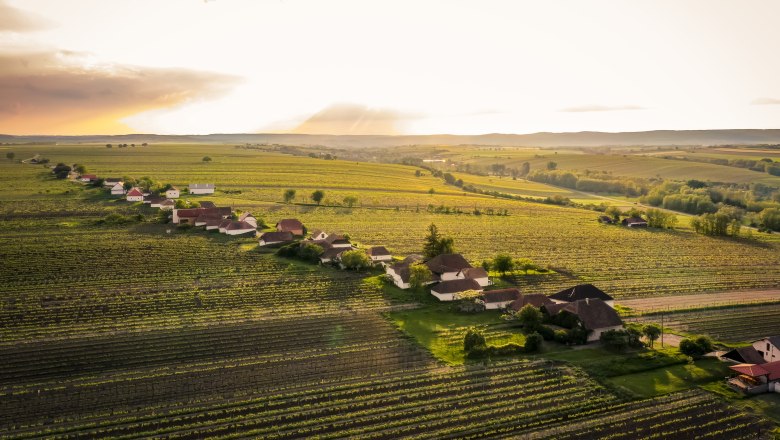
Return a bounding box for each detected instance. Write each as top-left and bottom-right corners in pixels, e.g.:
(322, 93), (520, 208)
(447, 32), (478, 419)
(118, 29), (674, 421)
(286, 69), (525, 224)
(409, 263), (433, 291)
(428, 188), (435, 195)
(463, 327), (487, 352)
(343, 196), (358, 208)
(492, 253), (514, 274)
(5, 152), (14, 160)
(311, 190), (325, 205)
(423, 223), (441, 258)
(283, 189), (296, 203)
(516, 304), (543, 330)
(298, 242), (324, 263)
(642, 324), (661, 348)
(340, 249), (372, 270)
(524, 332), (543, 353)
(605, 206), (622, 221)
(74, 164), (87, 174)
(415, 170), (422, 177)
(520, 161), (530, 176)
(52, 163), (71, 179)
(434, 236), (455, 256)
(546, 161), (557, 171)
(105, 144), (112, 148)
(600, 329), (629, 352)
(202, 156), (212, 162)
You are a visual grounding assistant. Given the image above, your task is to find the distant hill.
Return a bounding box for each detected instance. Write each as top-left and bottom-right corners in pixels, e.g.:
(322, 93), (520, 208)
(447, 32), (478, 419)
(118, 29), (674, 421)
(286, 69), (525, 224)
(2, 129), (780, 148)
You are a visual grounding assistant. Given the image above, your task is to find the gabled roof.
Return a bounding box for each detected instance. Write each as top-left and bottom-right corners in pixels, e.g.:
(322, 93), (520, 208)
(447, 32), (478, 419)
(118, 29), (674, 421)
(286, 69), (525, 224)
(510, 294), (554, 311)
(205, 217), (223, 227)
(767, 336), (780, 348)
(555, 298), (622, 330)
(549, 284), (613, 302)
(238, 212), (255, 222)
(622, 217), (648, 225)
(431, 278), (482, 294)
(218, 219), (232, 228)
(310, 229), (326, 237)
(482, 288), (521, 303)
(325, 234), (350, 245)
(367, 246), (391, 256)
(462, 267), (488, 279)
(167, 186), (179, 191)
(320, 247), (350, 260)
(199, 201), (217, 209)
(425, 254), (472, 274)
(723, 347), (766, 365)
(763, 360), (780, 381)
(160, 199), (175, 206)
(189, 183), (215, 189)
(277, 218), (304, 231)
(176, 207), (232, 218)
(147, 197), (165, 204)
(126, 187), (144, 196)
(225, 221), (256, 232)
(260, 231), (294, 242)
(730, 363), (770, 377)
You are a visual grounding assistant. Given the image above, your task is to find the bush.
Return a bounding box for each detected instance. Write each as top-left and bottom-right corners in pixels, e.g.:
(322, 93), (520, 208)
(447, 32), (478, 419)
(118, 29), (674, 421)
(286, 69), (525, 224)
(463, 327), (487, 352)
(679, 336), (714, 358)
(524, 332), (543, 353)
(536, 325), (555, 341)
(554, 329), (569, 344)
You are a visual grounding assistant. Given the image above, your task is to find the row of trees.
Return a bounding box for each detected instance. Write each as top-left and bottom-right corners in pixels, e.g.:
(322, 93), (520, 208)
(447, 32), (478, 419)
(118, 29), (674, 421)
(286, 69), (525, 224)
(485, 254), (539, 275)
(283, 189), (358, 207)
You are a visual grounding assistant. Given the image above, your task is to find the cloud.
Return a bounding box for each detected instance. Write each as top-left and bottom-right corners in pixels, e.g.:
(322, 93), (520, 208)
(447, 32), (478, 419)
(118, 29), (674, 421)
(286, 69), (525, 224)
(558, 104), (646, 113)
(751, 98), (780, 105)
(0, 50), (241, 134)
(291, 103), (415, 135)
(0, 0), (52, 32)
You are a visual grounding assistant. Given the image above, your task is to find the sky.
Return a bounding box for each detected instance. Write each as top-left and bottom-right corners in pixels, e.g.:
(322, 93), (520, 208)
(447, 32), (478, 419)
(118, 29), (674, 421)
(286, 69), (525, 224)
(1, 0), (780, 136)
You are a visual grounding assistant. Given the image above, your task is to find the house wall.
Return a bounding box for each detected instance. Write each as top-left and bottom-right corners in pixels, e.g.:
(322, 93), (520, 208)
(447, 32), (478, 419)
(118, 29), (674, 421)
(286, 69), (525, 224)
(752, 339), (780, 363)
(331, 243), (352, 248)
(160, 204), (174, 211)
(243, 217), (258, 228)
(111, 189), (125, 195)
(166, 190), (180, 198)
(430, 291), (455, 301)
(278, 226), (303, 235)
(371, 255), (392, 262)
(226, 229), (255, 236)
(588, 325), (624, 342)
(189, 188), (215, 194)
(484, 300), (513, 310)
(440, 272), (464, 282)
(471, 276), (490, 287)
(126, 195), (143, 202)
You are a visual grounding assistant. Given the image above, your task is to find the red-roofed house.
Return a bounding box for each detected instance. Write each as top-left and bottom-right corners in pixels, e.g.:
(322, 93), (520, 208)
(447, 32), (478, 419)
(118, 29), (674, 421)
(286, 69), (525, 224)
(126, 187), (144, 202)
(79, 174), (97, 182)
(728, 360), (780, 394)
(276, 219), (304, 236)
(481, 288), (521, 310)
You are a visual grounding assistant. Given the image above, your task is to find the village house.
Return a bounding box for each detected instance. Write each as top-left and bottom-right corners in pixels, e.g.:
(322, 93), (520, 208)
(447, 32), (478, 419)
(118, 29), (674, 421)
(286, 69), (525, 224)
(319, 247), (354, 265)
(103, 178), (122, 187)
(622, 217), (648, 228)
(205, 218), (223, 231)
(549, 284), (615, 308)
(173, 207), (232, 224)
(366, 246), (392, 264)
(277, 218), (305, 236)
(323, 234), (351, 248)
(238, 212), (258, 228)
(481, 288), (521, 310)
(149, 197), (166, 208)
(426, 253), (474, 282)
(79, 174), (97, 182)
(543, 298), (623, 342)
(110, 182), (126, 196)
(218, 219), (232, 234)
(165, 187), (180, 199)
(430, 278), (483, 302)
(259, 231), (294, 246)
(199, 201), (217, 209)
(223, 221), (256, 236)
(159, 199), (175, 211)
(126, 187), (144, 202)
(188, 183), (215, 195)
(599, 215), (614, 224)
(309, 229), (328, 240)
(728, 361), (780, 395)
(385, 255), (425, 289)
(723, 337), (780, 365)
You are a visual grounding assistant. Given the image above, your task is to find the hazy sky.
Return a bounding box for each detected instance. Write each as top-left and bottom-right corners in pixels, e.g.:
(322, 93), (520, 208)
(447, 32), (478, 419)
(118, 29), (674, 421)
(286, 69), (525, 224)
(2, 0), (780, 135)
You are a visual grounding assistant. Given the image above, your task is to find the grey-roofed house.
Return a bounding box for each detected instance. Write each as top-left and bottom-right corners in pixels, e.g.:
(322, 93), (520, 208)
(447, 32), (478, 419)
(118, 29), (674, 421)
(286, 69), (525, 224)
(430, 278), (483, 302)
(549, 284), (614, 308)
(481, 288), (521, 310)
(544, 298), (623, 342)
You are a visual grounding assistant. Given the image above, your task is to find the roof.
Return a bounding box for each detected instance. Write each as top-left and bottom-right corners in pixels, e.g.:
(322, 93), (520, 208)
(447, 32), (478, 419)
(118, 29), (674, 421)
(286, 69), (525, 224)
(462, 267), (488, 279)
(219, 219), (232, 228)
(147, 197), (165, 204)
(167, 186), (179, 191)
(277, 218), (304, 231)
(310, 229), (326, 237)
(225, 221), (256, 232)
(730, 363), (770, 377)
(205, 217), (223, 227)
(723, 347), (766, 365)
(403, 254), (424, 264)
(431, 278), (482, 294)
(189, 183), (215, 189)
(320, 247), (349, 260)
(622, 217), (648, 225)
(176, 207), (232, 218)
(160, 199), (175, 206)
(325, 234), (350, 245)
(482, 288), (521, 303)
(260, 231), (294, 242)
(425, 254), (473, 274)
(367, 246), (391, 256)
(238, 212), (255, 221)
(126, 187), (144, 196)
(555, 298), (623, 330)
(767, 336), (780, 348)
(80, 174), (97, 179)
(763, 361), (780, 381)
(199, 201), (217, 209)
(549, 284), (613, 302)
(510, 293), (553, 311)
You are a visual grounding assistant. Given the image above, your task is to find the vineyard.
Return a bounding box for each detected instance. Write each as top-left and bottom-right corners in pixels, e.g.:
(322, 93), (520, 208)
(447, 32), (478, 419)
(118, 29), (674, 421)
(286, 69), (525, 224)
(2, 144), (780, 437)
(1, 360), (769, 439)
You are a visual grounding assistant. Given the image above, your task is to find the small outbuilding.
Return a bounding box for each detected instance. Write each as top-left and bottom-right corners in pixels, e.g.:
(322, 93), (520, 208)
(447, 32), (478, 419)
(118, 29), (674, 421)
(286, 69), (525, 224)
(126, 187), (144, 202)
(276, 218), (305, 236)
(259, 231), (294, 246)
(622, 217), (648, 228)
(165, 187), (180, 199)
(189, 183), (215, 194)
(430, 279), (483, 302)
(481, 288), (521, 310)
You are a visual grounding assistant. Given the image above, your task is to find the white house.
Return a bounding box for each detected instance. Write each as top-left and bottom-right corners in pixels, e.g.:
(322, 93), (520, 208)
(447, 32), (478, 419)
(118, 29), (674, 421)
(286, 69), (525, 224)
(549, 284), (615, 308)
(309, 229), (328, 240)
(159, 199), (175, 211)
(481, 288), (521, 310)
(79, 174), (97, 182)
(367, 246), (392, 264)
(430, 279), (483, 302)
(239, 212), (258, 228)
(425, 254), (474, 282)
(166, 187), (180, 199)
(753, 337), (780, 363)
(110, 182), (126, 196)
(224, 221), (256, 236)
(461, 267), (490, 287)
(126, 187), (144, 202)
(189, 183), (215, 194)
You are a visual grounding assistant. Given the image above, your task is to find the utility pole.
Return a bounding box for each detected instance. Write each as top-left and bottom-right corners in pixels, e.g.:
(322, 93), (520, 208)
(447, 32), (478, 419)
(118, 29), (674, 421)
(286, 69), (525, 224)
(661, 310), (664, 348)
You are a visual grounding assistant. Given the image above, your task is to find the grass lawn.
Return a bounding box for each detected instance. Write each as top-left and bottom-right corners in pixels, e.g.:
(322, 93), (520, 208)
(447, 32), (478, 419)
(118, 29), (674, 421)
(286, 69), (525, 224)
(702, 381), (780, 427)
(387, 305), (528, 365)
(606, 358), (731, 397)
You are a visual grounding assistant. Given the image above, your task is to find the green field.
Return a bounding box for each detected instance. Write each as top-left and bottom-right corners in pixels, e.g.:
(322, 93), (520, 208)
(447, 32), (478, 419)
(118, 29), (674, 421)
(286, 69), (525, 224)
(1, 143), (778, 438)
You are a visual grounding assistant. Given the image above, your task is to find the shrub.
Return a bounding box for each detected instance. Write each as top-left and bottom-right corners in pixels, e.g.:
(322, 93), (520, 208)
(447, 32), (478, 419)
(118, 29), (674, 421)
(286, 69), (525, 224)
(536, 325), (555, 341)
(524, 332), (543, 353)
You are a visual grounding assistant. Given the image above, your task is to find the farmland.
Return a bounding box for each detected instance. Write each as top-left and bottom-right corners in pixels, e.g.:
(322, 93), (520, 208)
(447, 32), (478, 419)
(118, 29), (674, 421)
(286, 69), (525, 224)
(1, 143), (779, 437)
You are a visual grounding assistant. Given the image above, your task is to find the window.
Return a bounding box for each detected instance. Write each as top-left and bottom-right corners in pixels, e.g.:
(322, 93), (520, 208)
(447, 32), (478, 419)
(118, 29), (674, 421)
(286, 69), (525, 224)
(768, 343), (771, 351)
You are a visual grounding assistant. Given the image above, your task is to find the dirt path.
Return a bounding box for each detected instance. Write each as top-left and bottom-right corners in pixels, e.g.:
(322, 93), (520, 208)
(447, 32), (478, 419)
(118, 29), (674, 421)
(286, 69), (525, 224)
(618, 289), (780, 313)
